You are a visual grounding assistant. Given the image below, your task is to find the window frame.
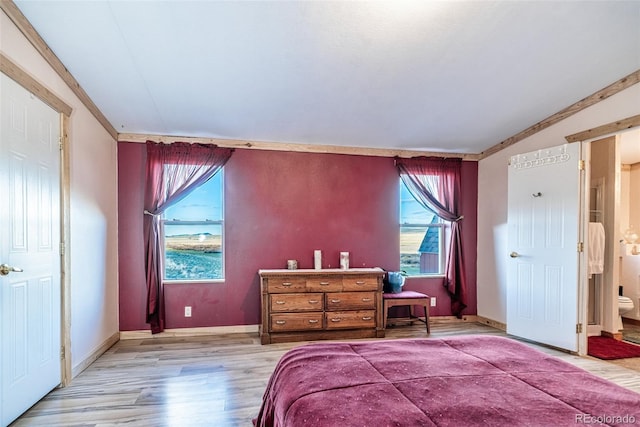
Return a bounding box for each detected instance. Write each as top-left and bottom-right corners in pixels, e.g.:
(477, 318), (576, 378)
(160, 171), (225, 283)
(399, 179), (447, 277)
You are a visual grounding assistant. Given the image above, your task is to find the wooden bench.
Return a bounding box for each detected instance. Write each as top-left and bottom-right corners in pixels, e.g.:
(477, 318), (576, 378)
(383, 291), (430, 333)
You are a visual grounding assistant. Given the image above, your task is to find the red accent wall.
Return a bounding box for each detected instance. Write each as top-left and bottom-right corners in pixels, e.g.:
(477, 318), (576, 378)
(118, 143), (148, 329)
(118, 143), (478, 331)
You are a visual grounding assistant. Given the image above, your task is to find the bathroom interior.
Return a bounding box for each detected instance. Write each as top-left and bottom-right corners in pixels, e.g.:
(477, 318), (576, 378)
(588, 128), (640, 345)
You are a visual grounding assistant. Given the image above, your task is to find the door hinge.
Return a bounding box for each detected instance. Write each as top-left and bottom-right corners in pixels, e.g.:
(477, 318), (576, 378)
(576, 323), (583, 334)
(577, 242), (584, 252)
(59, 242), (65, 256)
(578, 159), (585, 170)
(60, 346), (65, 360)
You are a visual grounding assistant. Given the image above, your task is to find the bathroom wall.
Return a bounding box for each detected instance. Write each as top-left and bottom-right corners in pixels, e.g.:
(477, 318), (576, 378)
(620, 158), (640, 321)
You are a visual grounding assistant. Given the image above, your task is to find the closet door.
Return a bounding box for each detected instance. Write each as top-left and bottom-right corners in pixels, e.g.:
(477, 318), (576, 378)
(0, 73), (62, 426)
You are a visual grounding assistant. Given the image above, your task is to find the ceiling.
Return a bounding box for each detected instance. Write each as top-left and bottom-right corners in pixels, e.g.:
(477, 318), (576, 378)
(12, 1), (640, 155)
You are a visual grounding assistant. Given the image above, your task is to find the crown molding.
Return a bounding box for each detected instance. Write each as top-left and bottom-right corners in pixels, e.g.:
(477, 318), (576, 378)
(118, 133), (481, 160)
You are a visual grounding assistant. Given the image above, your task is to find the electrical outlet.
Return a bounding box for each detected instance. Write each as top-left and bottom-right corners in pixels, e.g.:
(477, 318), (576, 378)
(184, 306), (192, 317)
(430, 297), (436, 307)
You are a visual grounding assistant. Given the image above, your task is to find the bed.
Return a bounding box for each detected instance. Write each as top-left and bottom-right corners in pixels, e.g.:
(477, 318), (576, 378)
(254, 335), (640, 426)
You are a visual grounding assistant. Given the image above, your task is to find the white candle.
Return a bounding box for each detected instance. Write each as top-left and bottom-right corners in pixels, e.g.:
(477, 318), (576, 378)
(314, 250), (322, 270)
(340, 252), (349, 269)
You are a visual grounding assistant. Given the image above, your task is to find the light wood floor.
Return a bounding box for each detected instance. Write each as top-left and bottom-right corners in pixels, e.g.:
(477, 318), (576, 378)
(11, 321), (640, 427)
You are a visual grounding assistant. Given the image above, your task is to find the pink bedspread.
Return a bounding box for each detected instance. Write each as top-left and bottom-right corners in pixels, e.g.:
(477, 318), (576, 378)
(254, 335), (640, 426)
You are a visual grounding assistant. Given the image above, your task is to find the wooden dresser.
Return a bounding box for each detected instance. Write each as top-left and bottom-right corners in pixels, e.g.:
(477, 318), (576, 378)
(259, 268), (385, 344)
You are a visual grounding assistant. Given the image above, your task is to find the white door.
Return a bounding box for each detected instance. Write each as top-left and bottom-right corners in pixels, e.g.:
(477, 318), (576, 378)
(0, 73), (62, 426)
(507, 143), (582, 352)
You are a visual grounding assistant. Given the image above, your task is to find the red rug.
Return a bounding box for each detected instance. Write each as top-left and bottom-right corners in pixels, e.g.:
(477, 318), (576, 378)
(588, 336), (640, 360)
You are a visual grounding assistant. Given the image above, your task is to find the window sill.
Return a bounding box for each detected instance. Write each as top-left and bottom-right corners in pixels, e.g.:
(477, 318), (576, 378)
(406, 274), (445, 279)
(163, 279), (225, 284)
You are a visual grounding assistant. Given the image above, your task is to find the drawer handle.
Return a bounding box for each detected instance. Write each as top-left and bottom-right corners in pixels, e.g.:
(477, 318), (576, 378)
(331, 299), (341, 303)
(319, 281), (330, 286)
(330, 318), (341, 322)
(275, 301), (286, 305)
(308, 319), (319, 324)
(281, 282), (293, 287)
(308, 299), (320, 304)
(355, 281), (366, 285)
(362, 316), (372, 321)
(275, 320), (286, 325)
(361, 298), (372, 302)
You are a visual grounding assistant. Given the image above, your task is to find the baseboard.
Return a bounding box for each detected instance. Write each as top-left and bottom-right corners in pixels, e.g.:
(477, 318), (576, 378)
(475, 315), (507, 331)
(118, 317), (492, 341)
(623, 317), (640, 327)
(601, 330), (623, 340)
(119, 324), (260, 340)
(430, 315), (479, 324)
(71, 331), (119, 378)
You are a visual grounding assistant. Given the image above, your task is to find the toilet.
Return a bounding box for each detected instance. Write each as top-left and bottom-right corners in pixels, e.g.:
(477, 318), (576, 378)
(617, 296), (635, 331)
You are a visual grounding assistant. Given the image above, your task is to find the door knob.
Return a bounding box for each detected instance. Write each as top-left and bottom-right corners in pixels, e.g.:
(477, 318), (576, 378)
(509, 252), (520, 258)
(0, 264), (23, 276)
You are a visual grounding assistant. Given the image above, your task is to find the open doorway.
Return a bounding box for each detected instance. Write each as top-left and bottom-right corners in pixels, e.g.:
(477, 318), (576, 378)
(587, 129), (640, 345)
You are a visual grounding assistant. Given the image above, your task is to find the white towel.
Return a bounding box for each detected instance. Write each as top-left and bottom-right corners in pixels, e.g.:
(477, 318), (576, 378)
(588, 222), (605, 275)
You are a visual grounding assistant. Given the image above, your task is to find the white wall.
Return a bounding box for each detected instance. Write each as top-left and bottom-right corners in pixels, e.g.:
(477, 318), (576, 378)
(1, 11), (119, 371)
(477, 83), (640, 324)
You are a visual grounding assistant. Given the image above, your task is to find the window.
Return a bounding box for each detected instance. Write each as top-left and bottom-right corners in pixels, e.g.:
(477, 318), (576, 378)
(162, 171), (224, 281)
(399, 180), (445, 276)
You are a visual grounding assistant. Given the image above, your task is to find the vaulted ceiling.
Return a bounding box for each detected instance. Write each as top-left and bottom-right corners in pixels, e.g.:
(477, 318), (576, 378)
(11, 1), (640, 156)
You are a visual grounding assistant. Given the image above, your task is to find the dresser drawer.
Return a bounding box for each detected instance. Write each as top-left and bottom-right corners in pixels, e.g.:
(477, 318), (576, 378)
(306, 277), (342, 292)
(266, 277), (307, 293)
(325, 292), (376, 310)
(342, 276), (379, 291)
(270, 293), (323, 312)
(271, 313), (323, 332)
(325, 310), (376, 329)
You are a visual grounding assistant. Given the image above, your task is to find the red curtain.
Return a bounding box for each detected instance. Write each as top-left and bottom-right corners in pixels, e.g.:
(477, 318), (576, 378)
(396, 157), (467, 317)
(143, 141), (233, 333)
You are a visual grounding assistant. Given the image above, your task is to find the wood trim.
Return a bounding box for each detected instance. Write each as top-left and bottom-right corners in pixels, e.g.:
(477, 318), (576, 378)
(623, 317), (640, 327)
(118, 133), (481, 160)
(71, 332), (119, 378)
(565, 114), (640, 143)
(476, 315), (507, 331)
(119, 325), (260, 340)
(0, 53), (72, 116)
(0, 0), (118, 140)
(60, 115), (72, 387)
(119, 317), (484, 341)
(429, 315), (479, 324)
(601, 330), (623, 341)
(480, 69), (640, 159)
